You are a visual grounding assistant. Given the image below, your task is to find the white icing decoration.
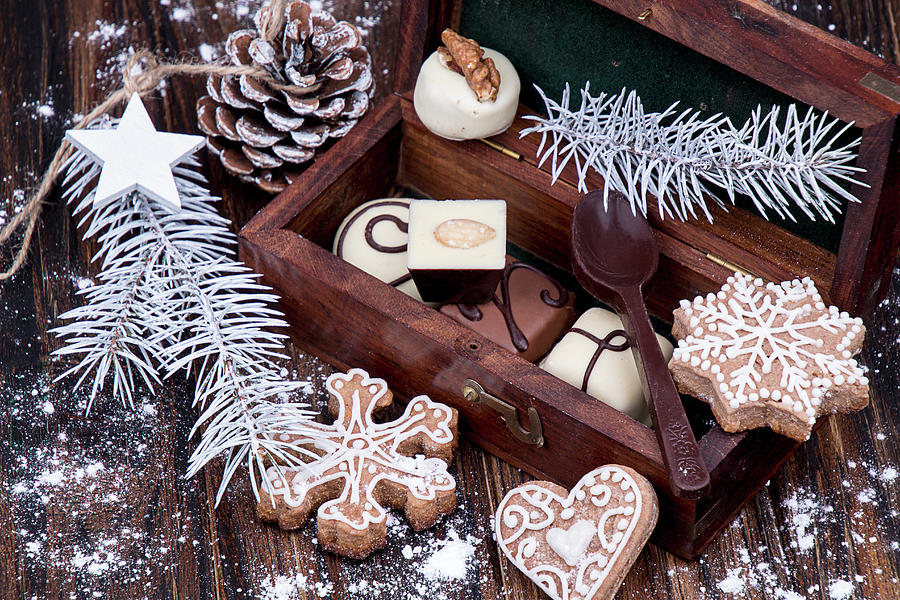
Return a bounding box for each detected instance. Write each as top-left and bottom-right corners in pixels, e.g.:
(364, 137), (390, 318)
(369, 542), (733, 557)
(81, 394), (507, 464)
(546, 520), (596, 567)
(494, 466), (644, 600)
(264, 368), (456, 531)
(674, 273), (867, 429)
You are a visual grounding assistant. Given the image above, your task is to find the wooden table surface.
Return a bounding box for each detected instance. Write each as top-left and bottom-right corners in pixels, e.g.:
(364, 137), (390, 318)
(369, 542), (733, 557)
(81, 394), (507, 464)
(1, 1), (898, 599)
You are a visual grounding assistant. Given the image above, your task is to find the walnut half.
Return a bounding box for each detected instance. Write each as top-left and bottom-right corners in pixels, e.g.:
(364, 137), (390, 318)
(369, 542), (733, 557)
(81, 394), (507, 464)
(437, 29), (501, 103)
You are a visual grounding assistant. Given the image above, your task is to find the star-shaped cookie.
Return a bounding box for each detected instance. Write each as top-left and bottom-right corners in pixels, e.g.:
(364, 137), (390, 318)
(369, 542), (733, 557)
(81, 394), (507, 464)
(668, 273), (869, 441)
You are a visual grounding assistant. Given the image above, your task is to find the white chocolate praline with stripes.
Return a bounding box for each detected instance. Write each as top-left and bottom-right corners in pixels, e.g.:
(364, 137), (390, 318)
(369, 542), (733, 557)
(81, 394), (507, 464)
(257, 368), (459, 558)
(494, 465), (658, 600)
(668, 273), (869, 441)
(332, 198), (431, 304)
(539, 307), (673, 425)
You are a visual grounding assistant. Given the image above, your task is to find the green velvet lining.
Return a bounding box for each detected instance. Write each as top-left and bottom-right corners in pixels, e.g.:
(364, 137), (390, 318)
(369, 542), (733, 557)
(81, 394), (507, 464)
(458, 0), (851, 253)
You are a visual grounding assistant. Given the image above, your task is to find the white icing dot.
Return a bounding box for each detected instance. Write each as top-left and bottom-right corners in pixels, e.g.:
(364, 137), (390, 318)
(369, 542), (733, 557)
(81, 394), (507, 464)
(625, 492), (635, 503)
(601, 471), (611, 481)
(806, 407), (815, 416)
(433, 409), (442, 417)
(334, 380), (343, 388)
(369, 385), (379, 394)
(591, 570), (601, 580)
(353, 440), (366, 449)
(612, 532), (623, 544)
(560, 507), (575, 520)
(575, 490), (586, 501)
(584, 475), (596, 486)
(749, 393), (759, 402)
(694, 327), (703, 337)
(680, 299), (691, 309)
(717, 373), (725, 382)
(711, 365), (721, 374)
(842, 350), (852, 359)
(701, 360), (710, 371)
(708, 323), (717, 332)
(835, 374), (846, 385)
(368, 465), (376, 474)
(503, 513), (518, 527)
(530, 511), (542, 521)
(860, 376), (869, 386)
(730, 400), (740, 408)
(279, 433), (292, 441)
(272, 479), (283, 489)
(771, 390), (782, 401)
(719, 383), (729, 392)
(624, 506), (634, 515)
(691, 356), (701, 367)
(611, 472), (623, 483)
(617, 519), (629, 530)
(717, 291), (726, 300)
(620, 480), (629, 490)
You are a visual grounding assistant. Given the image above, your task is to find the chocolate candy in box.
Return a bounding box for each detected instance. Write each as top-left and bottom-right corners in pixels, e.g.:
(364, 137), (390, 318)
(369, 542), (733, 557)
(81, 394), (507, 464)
(238, 0), (900, 558)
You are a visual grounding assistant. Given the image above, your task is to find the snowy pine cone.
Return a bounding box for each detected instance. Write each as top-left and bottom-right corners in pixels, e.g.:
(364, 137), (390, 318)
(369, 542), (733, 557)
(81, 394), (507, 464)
(197, 0), (374, 193)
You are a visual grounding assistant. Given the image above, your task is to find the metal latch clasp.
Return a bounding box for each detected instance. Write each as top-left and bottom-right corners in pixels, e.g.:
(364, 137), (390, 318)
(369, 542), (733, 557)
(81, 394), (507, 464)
(462, 379), (544, 447)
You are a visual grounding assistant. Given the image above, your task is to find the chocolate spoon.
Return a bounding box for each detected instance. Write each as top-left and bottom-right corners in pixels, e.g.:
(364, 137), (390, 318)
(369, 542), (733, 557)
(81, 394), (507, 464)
(570, 190), (710, 499)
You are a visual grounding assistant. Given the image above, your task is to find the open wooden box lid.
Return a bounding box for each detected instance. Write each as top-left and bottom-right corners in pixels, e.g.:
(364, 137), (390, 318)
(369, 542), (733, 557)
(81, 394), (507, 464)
(392, 0), (900, 315)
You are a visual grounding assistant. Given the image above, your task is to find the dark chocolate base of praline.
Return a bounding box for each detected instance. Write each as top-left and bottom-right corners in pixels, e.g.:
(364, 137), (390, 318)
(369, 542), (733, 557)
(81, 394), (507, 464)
(410, 268), (503, 304)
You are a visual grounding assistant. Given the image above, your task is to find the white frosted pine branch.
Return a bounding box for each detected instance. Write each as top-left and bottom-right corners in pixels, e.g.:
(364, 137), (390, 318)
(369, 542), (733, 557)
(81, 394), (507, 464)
(52, 117), (323, 504)
(522, 83), (867, 222)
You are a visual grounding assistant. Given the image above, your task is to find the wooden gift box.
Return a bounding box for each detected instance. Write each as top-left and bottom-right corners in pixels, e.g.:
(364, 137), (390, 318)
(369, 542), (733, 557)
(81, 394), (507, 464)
(238, 0), (900, 558)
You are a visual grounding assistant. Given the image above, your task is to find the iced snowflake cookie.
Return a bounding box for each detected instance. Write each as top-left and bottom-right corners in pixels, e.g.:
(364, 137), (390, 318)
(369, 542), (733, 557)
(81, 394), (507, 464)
(668, 273), (869, 441)
(257, 368), (458, 558)
(494, 465), (658, 600)
(413, 29), (520, 140)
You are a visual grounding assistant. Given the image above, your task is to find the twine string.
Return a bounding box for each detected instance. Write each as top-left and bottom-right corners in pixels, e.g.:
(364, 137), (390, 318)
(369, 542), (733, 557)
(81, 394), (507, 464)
(0, 0), (296, 281)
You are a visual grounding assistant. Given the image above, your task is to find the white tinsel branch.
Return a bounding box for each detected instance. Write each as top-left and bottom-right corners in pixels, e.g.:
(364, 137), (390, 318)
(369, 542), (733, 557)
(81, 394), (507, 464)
(522, 83), (868, 222)
(52, 116), (323, 505)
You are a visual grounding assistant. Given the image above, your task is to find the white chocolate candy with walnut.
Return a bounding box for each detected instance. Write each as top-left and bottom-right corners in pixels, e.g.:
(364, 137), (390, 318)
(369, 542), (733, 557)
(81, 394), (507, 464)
(413, 47), (520, 140)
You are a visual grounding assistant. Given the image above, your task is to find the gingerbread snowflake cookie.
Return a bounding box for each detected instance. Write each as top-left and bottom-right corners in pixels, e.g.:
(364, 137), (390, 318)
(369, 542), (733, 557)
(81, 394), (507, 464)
(494, 465), (658, 600)
(257, 368), (458, 558)
(668, 273), (869, 441)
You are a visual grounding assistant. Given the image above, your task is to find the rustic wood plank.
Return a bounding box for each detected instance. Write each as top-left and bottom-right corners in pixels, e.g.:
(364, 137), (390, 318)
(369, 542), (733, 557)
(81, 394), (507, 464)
(0, 1), (898, 599)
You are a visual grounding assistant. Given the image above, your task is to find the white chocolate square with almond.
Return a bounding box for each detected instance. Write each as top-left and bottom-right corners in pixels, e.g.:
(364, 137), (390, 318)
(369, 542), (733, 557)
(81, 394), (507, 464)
(407, 199), (506, 270)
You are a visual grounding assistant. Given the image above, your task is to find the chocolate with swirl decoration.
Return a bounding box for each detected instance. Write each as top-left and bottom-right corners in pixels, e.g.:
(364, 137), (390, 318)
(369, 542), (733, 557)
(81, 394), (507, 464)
(440, 260), (577, 362)
(332, 198), (427, 303)
(540, 308), (674, 424)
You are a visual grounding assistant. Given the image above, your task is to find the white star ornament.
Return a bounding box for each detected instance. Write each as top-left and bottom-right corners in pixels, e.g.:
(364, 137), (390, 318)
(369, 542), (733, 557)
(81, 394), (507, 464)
(65, 93), (205, 212)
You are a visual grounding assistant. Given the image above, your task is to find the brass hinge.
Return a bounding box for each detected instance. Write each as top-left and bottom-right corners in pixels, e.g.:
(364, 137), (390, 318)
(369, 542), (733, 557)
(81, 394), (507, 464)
(478, 138), (522, 161)
(705, 253), (762, 280)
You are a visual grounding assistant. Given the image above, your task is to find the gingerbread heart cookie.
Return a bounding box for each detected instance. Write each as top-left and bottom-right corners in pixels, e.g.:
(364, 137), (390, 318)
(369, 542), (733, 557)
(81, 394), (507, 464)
(494, 465), (658, 600)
